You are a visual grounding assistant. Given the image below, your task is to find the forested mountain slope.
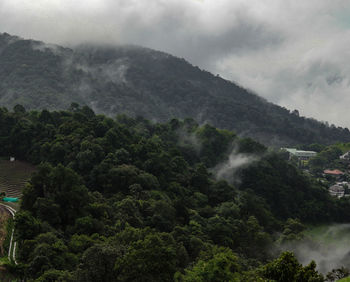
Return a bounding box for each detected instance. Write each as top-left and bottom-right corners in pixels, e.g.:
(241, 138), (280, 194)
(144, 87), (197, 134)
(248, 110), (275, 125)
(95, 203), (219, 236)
(1, 32), (349, 146)
(1, 106), (345, 280)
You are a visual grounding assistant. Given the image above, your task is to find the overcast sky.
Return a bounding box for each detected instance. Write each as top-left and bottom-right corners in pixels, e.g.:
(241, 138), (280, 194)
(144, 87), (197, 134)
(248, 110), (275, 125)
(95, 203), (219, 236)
(1, 0), (350, 127)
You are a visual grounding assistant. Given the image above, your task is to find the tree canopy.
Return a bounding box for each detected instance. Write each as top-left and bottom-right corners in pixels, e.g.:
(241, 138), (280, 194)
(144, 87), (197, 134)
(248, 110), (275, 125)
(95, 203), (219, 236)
(0, 105), (345, 280)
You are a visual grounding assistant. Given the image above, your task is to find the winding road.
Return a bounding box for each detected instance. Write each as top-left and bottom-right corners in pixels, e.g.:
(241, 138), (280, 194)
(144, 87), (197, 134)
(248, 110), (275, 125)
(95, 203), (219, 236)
(0, 204), (17, 264)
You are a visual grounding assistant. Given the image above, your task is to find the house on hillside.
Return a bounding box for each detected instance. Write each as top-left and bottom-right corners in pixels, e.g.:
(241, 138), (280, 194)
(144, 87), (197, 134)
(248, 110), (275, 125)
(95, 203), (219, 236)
(340, 151), (350, 161)
(281, 148), (317, 160)
(329, 184), (345, 198)
(324, 169), (345, 181)
(323, 169), (344, 176)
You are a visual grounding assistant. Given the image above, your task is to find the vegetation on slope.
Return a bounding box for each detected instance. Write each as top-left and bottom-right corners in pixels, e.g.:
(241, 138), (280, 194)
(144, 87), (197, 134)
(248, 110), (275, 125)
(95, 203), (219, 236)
(1, 32), (350, 146)
(0, 160), (36, 200)
(0, 105), (348, 280)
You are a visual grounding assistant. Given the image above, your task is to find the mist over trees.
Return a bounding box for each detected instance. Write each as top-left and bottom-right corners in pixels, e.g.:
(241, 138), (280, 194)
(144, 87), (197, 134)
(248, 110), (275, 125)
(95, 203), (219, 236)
(0, 104), (348, 280)
(1, 32), (350, 147)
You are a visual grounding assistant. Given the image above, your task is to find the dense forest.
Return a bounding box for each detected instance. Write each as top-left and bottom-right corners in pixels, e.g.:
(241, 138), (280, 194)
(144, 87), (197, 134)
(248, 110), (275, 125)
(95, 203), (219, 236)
(1, 105), (350, 281)
(1, 32), (350, 147)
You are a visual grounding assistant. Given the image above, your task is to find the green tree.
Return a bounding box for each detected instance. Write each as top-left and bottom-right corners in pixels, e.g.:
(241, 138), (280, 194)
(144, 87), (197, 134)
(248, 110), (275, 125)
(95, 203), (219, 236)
(75, 244), (121, 282)
(261, 252), (323, 282)
(179, 247), (241, 282)
(36, 269), (75, 282)
(114, 232), (178, 282)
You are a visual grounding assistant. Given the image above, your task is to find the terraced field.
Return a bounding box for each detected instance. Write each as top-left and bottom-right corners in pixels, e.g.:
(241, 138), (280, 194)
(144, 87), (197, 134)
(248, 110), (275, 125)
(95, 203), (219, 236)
(0, 159), (36, 200)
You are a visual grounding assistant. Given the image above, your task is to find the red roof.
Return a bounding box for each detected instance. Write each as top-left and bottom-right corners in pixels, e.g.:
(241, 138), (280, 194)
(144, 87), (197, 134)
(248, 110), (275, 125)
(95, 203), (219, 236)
(324, 169), (344, 175)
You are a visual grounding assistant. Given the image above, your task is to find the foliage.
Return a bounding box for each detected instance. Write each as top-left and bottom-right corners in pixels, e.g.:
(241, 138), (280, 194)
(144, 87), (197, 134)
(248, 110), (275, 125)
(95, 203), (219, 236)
(1, 32), (350, 147)
(178, 247), (241, 282)
(261, 252), (324, 282)
(326, 267), (350, 282)
(0, 106), (346, 280)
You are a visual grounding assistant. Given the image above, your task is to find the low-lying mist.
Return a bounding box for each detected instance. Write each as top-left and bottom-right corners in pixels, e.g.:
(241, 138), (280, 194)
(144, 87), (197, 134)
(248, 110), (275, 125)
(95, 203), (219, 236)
(280, 224), (350, 274)
(212, 149), (258, 184)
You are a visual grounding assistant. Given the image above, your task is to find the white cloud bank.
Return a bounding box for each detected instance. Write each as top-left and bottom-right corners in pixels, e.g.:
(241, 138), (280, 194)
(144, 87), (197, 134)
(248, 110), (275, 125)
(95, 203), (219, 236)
(1, 0), (350, 127)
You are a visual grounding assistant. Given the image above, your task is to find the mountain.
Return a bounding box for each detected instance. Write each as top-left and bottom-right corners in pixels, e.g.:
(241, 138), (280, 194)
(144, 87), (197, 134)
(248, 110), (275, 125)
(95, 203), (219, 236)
(0, 32), (349, 146)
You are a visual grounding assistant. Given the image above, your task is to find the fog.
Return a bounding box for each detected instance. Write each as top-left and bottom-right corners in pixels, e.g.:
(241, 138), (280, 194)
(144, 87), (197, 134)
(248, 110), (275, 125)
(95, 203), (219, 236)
(176, 128), (202, 156)
(212, 149), (258, 184)
(2, 1), (350, 127)
(280, 224), (350, 274)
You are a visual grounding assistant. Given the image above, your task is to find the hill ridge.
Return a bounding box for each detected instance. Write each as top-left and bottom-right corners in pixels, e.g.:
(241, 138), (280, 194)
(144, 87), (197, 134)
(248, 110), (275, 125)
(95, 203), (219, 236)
(0, 32), (349, 146)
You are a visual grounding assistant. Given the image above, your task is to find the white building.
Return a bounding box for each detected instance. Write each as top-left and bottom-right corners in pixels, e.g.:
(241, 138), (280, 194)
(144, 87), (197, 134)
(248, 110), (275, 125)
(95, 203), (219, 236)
(340, 151), (350, 160)
(282, 148), (317, 160)
(329, 184), (345, 198)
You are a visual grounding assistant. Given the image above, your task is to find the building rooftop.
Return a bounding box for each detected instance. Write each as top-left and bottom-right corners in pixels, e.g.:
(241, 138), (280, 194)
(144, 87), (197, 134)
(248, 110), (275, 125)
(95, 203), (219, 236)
(324, 169), (344, 175)
(329, 185), (345, 192)
(282, 148), (317, 157)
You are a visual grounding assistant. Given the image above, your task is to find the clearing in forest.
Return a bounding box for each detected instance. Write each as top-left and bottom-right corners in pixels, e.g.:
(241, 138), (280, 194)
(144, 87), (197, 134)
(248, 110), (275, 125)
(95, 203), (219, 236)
(0, 159), (36, 200)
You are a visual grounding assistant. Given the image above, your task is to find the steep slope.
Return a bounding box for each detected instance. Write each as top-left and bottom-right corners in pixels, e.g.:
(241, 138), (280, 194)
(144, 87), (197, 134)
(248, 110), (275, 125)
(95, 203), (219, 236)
(0, 32), (349, 146)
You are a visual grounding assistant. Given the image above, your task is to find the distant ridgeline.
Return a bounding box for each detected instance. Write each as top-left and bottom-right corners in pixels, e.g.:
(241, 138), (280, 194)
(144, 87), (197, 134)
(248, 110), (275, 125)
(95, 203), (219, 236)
(0, 32), (350, 147)
(0, 106), (349, 280)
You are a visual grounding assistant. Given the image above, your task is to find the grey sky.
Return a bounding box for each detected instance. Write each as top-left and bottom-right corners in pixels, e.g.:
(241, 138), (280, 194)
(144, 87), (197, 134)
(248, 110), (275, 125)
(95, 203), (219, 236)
(1, 0), (350, 127)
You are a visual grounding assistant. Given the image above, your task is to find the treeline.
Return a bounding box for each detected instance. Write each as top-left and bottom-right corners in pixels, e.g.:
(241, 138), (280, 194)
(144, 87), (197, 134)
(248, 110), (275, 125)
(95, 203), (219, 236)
(0, 105), (348, 280)
(1, 32), (350, 148)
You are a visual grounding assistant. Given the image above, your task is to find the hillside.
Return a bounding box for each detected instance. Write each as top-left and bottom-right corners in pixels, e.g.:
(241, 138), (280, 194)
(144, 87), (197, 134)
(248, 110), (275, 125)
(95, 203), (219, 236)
(1, 107), (344, 280)
(0, 159), (36, 199)
(0, 32), (350, 146)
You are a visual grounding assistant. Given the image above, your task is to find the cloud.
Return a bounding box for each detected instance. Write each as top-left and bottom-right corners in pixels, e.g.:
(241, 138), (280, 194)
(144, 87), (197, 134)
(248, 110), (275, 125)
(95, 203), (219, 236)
(214, 0), (350, 127)
(1, 0), (350, 127)
(212, 149), (258, 184)
(280, 224), (350, 274)
(0, 0), (282, 58)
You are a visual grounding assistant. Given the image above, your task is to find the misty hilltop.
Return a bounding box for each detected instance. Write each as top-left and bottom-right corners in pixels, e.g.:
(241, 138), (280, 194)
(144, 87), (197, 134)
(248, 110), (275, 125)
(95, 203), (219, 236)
(0, 32), (349, 146)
